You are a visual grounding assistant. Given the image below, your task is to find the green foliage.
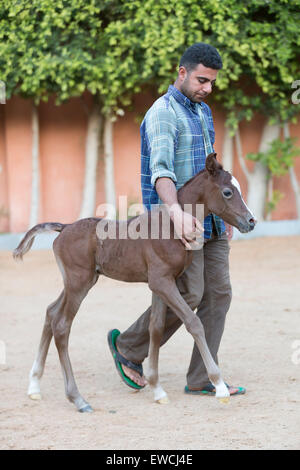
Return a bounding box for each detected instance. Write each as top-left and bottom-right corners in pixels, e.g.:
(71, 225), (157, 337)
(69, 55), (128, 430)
(0, 0), (101, 102)
(265, 189), (284, 216)
(112, 0), (300, 125)
(246, 137), (300, 177)
(0, 0), (299, 120)
(246, 134), (300, 216)
(0, 0), (132, 110)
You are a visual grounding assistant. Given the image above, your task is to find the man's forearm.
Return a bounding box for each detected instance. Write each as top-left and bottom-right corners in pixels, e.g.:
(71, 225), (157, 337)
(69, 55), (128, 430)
(155, 177), (181, 215)
(155, 177), (203, 249)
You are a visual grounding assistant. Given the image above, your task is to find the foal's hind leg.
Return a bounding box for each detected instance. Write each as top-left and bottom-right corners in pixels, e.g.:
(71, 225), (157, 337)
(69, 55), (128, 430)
(28, 291), (64, 400)
(147, 293), (168, 404)
(51, 269), (99, 412)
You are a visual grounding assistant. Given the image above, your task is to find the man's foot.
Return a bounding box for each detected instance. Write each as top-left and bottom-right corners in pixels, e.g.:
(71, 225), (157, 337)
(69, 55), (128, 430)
(184, 383), (246, 396)
(107, 329), (147, 390)
(116, 346), (147, 388)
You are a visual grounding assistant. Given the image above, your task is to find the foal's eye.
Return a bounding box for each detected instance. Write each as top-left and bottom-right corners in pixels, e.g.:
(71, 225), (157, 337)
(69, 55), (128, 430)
(222, 188), (233, 199)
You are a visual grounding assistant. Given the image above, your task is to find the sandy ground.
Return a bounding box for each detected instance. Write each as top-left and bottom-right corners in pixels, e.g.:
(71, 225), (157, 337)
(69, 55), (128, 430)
(0, 236), (299, 450)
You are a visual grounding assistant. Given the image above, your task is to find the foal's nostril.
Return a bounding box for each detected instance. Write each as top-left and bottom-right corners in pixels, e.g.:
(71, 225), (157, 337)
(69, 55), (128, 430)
(249, 218), (256, 228)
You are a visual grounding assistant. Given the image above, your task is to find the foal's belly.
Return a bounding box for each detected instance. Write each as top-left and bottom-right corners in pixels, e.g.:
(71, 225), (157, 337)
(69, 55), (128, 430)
(95, 238), (148, 283)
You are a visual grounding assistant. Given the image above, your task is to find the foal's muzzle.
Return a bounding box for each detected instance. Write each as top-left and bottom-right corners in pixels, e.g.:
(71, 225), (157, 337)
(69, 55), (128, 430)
(237, 215), (257, 233)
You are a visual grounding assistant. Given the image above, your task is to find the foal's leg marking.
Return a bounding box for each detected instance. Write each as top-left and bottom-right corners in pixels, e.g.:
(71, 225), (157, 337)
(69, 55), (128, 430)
(147, 365), (169, 403)
(28, 359), (43, 400)
(28, 323), (53, 400)
(215, 381), (230, 404)
(154, 383), (169, 404)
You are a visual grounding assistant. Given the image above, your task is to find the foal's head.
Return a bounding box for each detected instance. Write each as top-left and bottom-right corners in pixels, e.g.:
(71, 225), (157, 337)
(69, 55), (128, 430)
(204, 153), (256, 233)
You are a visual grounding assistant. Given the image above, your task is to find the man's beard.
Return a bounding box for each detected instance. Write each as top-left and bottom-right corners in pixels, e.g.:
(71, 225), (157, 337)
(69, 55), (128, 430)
(179, 81), (201, 103)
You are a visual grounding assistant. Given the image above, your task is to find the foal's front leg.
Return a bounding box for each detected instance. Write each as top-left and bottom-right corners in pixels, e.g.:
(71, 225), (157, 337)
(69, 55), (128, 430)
(149, 275), (230, 403)
(147, 293), (169, 404)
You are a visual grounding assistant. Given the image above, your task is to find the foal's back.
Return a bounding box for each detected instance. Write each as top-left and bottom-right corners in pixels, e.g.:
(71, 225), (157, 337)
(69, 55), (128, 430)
(53, 214), (190, 285)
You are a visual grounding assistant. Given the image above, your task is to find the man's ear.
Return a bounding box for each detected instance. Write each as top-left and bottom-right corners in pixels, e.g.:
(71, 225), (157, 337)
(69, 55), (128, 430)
(178, 66), (188, 82)
(205, 153), (223, 177)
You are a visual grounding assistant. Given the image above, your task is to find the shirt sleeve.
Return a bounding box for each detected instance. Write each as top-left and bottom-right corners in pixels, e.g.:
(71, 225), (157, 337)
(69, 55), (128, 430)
(145, 105), (178, 188)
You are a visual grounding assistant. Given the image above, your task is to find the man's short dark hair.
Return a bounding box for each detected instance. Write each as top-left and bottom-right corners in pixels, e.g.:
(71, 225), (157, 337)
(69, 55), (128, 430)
(179, 42), (222, 71)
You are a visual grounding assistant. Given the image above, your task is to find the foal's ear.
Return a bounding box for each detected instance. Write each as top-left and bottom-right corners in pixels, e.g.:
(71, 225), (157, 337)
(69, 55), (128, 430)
(205, 153), (223, 177)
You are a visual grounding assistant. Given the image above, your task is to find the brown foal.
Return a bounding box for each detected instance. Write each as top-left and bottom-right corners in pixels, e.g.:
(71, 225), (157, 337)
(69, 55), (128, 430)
(14, 153), (256, 412)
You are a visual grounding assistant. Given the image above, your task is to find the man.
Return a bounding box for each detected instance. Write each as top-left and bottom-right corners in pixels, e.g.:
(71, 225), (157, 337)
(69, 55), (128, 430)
(108, 43), (245, 397)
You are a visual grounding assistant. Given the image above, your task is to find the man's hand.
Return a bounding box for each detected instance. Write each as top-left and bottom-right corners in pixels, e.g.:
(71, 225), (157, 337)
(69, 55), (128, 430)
(169, 204), (203, 250)
(155, 177), (203, 249)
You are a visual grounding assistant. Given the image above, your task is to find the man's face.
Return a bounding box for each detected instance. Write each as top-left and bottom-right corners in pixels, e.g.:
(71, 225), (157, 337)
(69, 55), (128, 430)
(178, 63), (218, 103)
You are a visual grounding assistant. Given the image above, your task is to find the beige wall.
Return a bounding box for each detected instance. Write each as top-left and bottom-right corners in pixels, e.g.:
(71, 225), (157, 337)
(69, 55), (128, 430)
(0, 94), (299, 232)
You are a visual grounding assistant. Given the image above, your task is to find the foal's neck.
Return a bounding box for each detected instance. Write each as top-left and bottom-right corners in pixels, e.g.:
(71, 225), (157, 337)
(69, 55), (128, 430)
(177, 170), (208, 215)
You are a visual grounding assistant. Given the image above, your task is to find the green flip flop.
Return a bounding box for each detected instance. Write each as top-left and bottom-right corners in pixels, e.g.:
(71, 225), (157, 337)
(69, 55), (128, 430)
(184, 383), (246, 396)
(107, 329), (145, 390)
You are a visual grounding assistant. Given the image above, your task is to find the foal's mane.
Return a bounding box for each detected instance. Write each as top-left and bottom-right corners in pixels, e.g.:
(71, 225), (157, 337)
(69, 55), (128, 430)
(178, 161), (231, 193)
(178, 168), (206, 192)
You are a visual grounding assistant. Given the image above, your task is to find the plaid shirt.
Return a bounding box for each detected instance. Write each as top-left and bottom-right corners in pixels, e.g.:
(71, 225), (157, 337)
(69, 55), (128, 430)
(140, 85), (225, 239)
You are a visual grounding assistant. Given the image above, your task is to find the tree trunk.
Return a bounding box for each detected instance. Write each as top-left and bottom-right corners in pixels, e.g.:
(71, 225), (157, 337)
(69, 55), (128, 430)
(79, 104), (102, 219)
(237, 122), (280, 221)
(103, 112), (117, 219)
(266, 177), (273, 221)
(28, 103), (40, 228)
(222, 125), (234, 173)
(246, 162), (269, 222)
(284, 122), (300, 219)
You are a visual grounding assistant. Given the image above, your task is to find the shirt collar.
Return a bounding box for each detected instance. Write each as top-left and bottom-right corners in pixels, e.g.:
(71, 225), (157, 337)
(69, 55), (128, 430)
(167, 85), (201, 112)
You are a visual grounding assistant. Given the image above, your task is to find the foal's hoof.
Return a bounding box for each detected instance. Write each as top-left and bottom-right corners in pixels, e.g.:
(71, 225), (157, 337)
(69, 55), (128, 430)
(78, 404), (93, 413)
(156, 395), (169, 405)
(218, 397), (230, 404)
(29, 393), (42, 401)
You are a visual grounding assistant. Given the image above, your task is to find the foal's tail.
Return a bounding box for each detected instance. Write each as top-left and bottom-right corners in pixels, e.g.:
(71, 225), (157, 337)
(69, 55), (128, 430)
(13, 223), (66, 261)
